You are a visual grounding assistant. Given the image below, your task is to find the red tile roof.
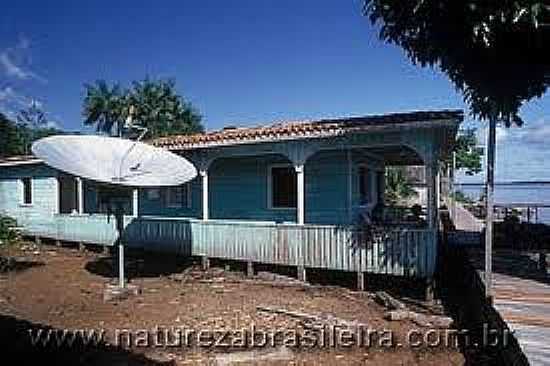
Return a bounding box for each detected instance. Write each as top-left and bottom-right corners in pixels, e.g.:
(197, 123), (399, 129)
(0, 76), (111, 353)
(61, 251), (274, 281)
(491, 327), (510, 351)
(153, 110), (462, 150)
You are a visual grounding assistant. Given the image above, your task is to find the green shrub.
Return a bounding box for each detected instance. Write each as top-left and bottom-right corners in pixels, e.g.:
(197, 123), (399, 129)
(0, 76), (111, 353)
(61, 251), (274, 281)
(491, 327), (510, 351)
(0, 215), (20, 245)
(454, 190), (475, 204)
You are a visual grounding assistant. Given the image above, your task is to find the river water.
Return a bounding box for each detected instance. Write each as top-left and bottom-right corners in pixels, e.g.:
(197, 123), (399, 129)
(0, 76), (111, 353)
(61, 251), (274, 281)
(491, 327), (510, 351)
(457, 183), (550, 224)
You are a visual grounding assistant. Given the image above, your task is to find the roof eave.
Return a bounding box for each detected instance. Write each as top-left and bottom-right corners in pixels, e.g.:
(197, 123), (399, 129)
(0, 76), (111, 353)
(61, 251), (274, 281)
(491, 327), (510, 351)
(157, 118), (461, 151)
(0, 158), (43, 167)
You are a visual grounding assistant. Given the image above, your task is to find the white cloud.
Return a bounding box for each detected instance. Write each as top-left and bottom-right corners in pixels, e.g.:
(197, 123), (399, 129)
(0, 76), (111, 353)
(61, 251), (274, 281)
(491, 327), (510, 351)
(0, 87), (11, 101)
(0, 37), (46, 83)
(0, 53), (29, 79)
(0, 86), (54, 127)
(475, 124), (509, 145)
(46, 119), (60, 129)
(0, 86), (28, 105)
(459, 116), (550, 183)
(0, 86), (27, 116)
(514, 119), (550, 147)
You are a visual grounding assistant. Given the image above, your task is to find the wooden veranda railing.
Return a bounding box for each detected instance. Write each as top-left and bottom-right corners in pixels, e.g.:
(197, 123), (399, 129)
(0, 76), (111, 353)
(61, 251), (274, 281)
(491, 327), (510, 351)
(19, 215), (438, 279)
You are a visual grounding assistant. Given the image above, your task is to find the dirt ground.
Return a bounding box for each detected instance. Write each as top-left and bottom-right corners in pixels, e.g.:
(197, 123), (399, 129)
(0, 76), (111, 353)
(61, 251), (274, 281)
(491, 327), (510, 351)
(0, 241), (464, 365)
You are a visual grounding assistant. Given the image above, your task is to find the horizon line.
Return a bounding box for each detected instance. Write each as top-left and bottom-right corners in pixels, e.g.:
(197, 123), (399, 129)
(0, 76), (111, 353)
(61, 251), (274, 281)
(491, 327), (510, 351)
(457, 181), (550, 186)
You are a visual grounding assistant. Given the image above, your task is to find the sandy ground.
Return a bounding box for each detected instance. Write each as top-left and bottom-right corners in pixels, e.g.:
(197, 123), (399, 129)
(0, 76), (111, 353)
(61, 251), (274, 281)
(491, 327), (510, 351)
(0, 242), (464, 365)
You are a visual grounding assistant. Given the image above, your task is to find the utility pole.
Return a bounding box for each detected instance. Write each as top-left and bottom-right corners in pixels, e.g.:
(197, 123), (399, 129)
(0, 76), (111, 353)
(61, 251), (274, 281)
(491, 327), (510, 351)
(485, 117), (497, 303)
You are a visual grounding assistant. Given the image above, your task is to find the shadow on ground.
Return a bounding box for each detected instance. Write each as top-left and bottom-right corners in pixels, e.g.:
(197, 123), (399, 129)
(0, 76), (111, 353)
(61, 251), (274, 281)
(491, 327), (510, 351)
(85, 249), (430, 300)
(213, 258), (428, 299)
(469, 249), (549, 285)
(0, 256), (45, 274)
(85, 250), (195, 280)
(0, 314), (170, 365)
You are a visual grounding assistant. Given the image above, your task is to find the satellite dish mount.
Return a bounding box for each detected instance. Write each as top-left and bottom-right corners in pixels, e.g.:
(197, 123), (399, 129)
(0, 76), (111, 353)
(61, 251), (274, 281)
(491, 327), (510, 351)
(31, 112), (197, 301)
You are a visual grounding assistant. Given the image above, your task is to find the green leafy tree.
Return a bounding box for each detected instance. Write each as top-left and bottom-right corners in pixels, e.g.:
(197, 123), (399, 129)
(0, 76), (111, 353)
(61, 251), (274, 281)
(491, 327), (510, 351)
(454, 190), (475, 205)
(384, 166), (418, 205)
(363, 1), (549, 124)
(363, 1), (549, 297)
(17, 101), (47, 129)
(0, 113), (25, 157)
(17, 103), (61, 154)
(17, 102), (48, 154)
(82, 78), (203, 139)
(449, 128), (483, 175)
(31, 126), (63, 141)
(126, 78), (203, 139)
(0, 111), (60, 157)
(82, 80), (126, 136)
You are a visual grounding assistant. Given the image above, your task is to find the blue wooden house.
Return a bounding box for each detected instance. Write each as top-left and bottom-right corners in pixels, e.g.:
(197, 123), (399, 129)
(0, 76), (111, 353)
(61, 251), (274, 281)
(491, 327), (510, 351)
(0, 110), (461, 294)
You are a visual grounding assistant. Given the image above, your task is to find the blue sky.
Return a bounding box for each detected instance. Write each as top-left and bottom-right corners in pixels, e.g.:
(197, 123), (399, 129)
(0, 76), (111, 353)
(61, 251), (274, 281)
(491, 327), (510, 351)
(1, 0), (549, 182)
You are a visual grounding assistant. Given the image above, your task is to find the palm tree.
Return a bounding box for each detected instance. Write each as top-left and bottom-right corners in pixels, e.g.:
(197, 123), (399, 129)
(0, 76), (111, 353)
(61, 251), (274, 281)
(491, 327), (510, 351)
(82, 78), (203, 139)
(82, 80), (125, 136)
(126, 78), (203, 138)
(384, 167), (418, 205)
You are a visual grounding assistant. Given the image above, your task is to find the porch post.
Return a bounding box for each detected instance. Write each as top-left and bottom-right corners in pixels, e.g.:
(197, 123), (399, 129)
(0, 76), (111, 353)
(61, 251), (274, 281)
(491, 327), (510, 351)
(76, 177), (84, 214)
(200, 170), (209, 221)
(54, 178), (60, 214)
(426, 161), (439, 229)
(347, 150), (353, 223)
(132, 189), (139, 217)
(435, 167), (440, 227)
(295, 164), (305, 225)
(436, 167), (441, 208)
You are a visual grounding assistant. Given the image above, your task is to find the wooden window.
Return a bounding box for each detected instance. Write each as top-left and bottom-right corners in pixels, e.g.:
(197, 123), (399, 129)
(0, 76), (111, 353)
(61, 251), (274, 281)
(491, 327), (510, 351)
(358, 166), (371, 204)
(270, 166), (297, 209)
(146, 188), (161, 201)
(95, 186), (132, 214)
(21, 177), (32, 205)
(164, 184), (190, 208)
(58, 175), (79, 214)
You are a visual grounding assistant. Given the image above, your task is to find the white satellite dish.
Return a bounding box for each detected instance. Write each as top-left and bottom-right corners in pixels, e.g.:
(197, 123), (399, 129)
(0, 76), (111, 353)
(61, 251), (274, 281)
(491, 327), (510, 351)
(31, 133), (197, 294)
(32, 135), (196, 187)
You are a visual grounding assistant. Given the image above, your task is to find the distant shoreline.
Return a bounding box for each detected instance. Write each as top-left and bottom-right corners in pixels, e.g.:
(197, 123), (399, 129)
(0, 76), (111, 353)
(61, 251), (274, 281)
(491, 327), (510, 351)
(456, 183), (550, 224)
(457, 181), (550, 186)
